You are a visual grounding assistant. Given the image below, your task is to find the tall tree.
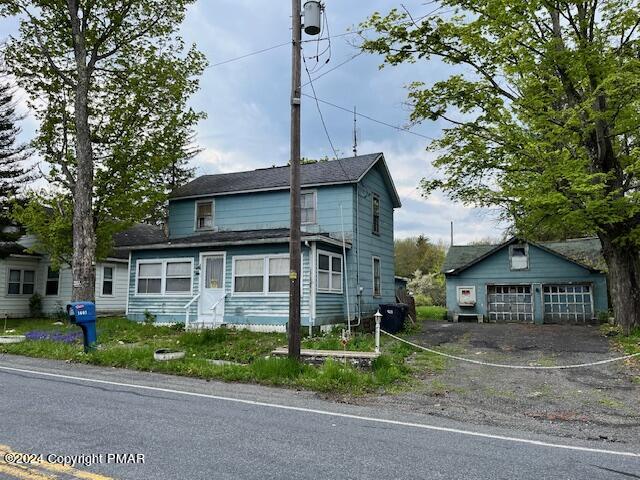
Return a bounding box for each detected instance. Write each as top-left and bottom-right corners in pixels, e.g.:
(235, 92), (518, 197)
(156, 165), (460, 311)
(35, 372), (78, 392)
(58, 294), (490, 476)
(0, 54), (29, 242)
(395, 236), (446, 278)
(362, 1), (640, 333)
(1, 1), (205, 299)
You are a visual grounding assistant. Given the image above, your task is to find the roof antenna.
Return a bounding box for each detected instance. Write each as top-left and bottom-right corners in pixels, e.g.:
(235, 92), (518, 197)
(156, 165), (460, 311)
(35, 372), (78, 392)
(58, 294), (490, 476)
(352, 105), (358, 157)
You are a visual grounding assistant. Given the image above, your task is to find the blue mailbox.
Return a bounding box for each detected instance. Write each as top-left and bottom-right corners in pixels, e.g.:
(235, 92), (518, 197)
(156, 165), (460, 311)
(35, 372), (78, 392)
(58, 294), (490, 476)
(67, 302), (97, 352)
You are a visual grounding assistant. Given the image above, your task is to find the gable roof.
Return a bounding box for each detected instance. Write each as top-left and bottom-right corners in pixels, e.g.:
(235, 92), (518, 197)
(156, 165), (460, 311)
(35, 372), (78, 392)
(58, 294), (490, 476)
(168, 152), (402, 208)
(443, 237), (605, 275)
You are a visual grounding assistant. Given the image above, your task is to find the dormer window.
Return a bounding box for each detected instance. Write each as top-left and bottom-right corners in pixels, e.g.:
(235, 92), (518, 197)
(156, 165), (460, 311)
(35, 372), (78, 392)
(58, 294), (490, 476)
(510, 244), (529, 270)
(195, 200), (214, 231)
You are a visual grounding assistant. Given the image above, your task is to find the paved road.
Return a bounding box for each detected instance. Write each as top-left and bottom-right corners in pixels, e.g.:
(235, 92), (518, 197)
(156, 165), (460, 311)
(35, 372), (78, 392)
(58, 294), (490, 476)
(0, 355), (638, 480)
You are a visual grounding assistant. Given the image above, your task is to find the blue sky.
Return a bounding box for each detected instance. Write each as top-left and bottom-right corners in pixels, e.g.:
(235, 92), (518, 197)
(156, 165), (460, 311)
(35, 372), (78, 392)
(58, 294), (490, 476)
(1, 1), (507, 244)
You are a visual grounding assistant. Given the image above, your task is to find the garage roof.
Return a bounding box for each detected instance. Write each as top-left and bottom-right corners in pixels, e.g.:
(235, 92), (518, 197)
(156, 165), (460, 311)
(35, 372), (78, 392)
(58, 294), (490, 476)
(443, 237), (605, 274)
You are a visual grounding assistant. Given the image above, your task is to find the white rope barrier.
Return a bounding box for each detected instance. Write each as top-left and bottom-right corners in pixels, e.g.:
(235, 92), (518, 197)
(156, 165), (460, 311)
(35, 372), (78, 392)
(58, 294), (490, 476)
(381, 330), (640, 370)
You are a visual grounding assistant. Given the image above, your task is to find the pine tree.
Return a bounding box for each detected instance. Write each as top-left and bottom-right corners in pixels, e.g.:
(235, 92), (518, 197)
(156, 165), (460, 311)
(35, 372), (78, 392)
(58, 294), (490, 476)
(0, 57), (29, 242)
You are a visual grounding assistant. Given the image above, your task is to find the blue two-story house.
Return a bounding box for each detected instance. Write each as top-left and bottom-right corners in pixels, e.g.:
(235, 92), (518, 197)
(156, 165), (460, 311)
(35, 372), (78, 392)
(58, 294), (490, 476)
(123, 153), (401, 331)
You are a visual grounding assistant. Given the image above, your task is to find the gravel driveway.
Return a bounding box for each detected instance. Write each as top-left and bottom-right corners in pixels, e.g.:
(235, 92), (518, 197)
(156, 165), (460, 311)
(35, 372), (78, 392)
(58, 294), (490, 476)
(354, 322), (640, 447)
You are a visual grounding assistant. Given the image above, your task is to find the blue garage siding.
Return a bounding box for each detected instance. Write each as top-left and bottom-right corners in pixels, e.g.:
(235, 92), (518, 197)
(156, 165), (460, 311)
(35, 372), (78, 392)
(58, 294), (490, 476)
(445, 244), (608, 322)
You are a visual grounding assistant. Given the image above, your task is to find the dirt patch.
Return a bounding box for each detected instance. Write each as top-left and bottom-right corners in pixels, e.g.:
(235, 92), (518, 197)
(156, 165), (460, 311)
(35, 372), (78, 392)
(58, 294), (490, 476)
(351, 322), (640, 447)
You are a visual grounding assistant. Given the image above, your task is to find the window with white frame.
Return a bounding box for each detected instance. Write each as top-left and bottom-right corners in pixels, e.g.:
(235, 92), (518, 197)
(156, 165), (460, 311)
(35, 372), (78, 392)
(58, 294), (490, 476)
(195, 200), (214, 231)
(165, 261), (192, 293)
(372, 257), (381, 297)
(7, 269), (35, 295)
(510, 244), (529, 270)
(136, 260), (193, 295)
(372, 194), (380, 235)
(233, 255), (290, 294)
(137, 262), (162, 294)
(102, 266), (114, 296)
(46, 267), (60, 296)
(317, 251), (343, 293)
(301, 191), (316, 225)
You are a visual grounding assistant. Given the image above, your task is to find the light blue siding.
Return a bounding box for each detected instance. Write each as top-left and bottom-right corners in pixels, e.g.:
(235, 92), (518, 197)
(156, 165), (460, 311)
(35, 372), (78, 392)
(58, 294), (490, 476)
(127, 245), (313, 326)
(445, 244), (608, 323)
(168, 185), (353, 238)
(346, 163), (396, 320)
(133, 157), (399, 327)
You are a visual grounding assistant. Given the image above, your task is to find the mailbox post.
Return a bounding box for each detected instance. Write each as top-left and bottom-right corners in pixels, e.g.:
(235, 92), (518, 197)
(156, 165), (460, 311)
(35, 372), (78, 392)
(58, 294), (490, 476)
(67, 302), (97, 352)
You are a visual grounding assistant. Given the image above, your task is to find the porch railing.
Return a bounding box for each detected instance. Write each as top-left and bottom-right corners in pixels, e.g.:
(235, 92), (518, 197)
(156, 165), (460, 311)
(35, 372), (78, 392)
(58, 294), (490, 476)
(183, 294), (200, 331)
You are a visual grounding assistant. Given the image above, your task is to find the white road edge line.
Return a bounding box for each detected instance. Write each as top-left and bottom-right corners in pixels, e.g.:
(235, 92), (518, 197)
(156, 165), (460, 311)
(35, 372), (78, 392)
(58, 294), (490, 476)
(1, 364), (638, 459)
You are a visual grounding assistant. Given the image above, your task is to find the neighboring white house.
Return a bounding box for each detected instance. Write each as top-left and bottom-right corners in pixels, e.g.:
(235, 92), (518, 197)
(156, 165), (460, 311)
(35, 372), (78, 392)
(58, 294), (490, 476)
(0, 224), (164, 318)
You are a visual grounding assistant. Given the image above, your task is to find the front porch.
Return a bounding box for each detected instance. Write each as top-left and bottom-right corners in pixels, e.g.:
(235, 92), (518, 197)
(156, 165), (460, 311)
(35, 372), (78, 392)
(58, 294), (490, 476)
(126, 232), (350, 331)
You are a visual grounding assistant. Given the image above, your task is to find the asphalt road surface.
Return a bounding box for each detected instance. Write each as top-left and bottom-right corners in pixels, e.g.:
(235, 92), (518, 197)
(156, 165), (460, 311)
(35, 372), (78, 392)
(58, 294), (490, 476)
(0, 355), (638, 480)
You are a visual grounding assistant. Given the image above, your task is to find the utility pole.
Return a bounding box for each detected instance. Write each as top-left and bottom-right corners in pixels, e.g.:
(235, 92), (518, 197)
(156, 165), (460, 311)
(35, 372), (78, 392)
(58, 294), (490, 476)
(288, 0), (303, 360)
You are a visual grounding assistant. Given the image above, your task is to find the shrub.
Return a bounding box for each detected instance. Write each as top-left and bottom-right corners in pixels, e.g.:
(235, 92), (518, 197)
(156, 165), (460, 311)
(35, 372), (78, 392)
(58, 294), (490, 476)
(29, 293), (43, 317)
(143, 310), (156, 325)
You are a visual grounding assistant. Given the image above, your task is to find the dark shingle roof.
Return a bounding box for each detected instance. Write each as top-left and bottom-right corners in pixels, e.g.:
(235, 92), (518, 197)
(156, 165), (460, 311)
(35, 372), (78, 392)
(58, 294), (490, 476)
(443, 237), (605, 274)
(0, 241), (39, 259)
(125, 228), (346, 250)
(113, 224), (166, 247)
(169, 153), (384, 200)
(443, 244), (495, 272)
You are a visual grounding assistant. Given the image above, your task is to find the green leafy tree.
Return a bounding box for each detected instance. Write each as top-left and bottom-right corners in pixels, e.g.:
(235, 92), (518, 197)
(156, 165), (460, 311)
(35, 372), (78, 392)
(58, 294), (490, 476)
(395, 235), (446, 278)
(0, 54), (30, 242)
(362, 1), (640, 332)
(1, 1), (206, 300)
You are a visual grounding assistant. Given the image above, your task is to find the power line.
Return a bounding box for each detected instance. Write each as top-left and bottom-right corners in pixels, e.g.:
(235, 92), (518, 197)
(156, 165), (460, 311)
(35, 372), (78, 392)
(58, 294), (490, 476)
(300, 92), (436, 141)
(302, 51), (363, 87)
(302, 55), (339, 161)
(207, 10), (438, 70)
(206, 41), (290, 69)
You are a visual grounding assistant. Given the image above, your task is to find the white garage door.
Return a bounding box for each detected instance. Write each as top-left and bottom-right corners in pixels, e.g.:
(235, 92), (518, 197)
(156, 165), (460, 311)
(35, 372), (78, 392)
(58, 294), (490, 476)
(543, 284), (593, 323)
(487, 285), (533, 322)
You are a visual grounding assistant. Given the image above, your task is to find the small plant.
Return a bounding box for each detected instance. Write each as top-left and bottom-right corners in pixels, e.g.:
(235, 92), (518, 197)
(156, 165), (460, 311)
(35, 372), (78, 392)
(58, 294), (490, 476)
(29, 293), (43, 318)
(143, 310), (156, 325)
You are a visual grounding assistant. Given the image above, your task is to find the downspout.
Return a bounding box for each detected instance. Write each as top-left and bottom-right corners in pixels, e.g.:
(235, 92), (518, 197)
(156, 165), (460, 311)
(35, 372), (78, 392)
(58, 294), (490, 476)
(310, 241), (317, 335)
(355, 183), (362, 325)
(340, 205), (351, 334)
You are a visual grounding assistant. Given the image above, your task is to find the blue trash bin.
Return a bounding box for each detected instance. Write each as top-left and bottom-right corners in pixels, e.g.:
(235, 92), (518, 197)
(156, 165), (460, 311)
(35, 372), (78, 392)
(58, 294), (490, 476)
(67, 302), (97, 352)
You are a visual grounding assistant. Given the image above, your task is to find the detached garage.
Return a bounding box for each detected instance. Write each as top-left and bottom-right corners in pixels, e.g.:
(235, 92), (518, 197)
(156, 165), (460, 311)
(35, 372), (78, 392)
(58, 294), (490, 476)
(443, 237), (608, 324)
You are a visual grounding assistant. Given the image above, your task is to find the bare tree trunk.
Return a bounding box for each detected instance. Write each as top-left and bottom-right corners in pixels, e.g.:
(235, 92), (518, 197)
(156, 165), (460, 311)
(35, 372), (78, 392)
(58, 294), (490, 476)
(68, 1), (96, 302)
(600, 234), (640, 335)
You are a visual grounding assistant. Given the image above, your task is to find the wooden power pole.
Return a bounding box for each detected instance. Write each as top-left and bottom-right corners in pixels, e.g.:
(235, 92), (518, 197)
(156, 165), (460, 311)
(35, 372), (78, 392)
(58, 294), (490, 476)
(288, 0), (302, 360)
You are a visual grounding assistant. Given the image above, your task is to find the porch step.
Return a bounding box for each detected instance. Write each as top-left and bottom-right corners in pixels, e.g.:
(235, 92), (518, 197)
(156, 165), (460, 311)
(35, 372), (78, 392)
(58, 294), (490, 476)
(271, 347), (379, 367)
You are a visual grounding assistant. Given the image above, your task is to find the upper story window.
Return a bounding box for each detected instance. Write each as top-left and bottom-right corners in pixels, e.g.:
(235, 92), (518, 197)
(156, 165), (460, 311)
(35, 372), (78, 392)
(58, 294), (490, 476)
(7, 269), (35, 295)
(102, 266), (114, 296)
(195, 200), (214, 231)
(301, 191), (316, 225)
(509, 244), (529, 270)
(46, 267), (60, 296)
(317, 251), (343, 294)
(372, 194), (380, 235)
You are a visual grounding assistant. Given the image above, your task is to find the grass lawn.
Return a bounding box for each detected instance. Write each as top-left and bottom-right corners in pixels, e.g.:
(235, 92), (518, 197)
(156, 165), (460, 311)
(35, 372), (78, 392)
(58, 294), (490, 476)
(602, 325), (640, 356)
(0, 317), (415, 395)
(416, 305), (447, 321)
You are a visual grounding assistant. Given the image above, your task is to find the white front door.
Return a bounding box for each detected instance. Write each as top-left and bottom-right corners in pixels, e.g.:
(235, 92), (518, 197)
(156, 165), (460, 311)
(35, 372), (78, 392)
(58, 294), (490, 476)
(199, 253), (226, 324)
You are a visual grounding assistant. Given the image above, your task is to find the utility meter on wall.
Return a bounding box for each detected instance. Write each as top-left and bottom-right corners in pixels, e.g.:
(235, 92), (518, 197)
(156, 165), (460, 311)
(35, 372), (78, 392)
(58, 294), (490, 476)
(457, 286), (477, 306)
